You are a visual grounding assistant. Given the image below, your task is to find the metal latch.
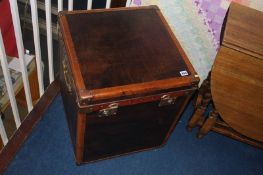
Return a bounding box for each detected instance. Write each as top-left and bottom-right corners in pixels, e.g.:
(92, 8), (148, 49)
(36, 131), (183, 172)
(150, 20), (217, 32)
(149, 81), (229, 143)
(158, 95), (177, 107)
(98, 103), (118, 117)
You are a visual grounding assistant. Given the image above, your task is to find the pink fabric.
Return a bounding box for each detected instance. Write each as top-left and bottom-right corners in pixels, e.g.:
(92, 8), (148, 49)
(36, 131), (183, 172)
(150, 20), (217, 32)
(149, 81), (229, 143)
(0, 0), (18, 58)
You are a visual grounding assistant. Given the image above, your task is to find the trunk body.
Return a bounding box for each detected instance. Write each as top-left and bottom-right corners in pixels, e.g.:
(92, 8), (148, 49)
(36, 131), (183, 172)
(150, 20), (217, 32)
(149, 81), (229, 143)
(59, 6), (199, 164)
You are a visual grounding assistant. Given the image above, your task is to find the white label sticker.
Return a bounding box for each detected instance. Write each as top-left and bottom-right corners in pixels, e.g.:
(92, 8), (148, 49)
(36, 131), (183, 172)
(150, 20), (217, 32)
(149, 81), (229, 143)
(180, 70), (189, 76)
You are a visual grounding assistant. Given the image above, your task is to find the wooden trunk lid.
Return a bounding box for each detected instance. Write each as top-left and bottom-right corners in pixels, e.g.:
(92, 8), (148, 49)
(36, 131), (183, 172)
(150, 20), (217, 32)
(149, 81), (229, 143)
(59, 6), (199, 105)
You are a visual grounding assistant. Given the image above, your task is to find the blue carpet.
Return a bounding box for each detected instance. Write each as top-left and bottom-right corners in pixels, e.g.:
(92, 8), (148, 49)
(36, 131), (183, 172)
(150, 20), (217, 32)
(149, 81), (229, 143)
(5, 95), (263, 175)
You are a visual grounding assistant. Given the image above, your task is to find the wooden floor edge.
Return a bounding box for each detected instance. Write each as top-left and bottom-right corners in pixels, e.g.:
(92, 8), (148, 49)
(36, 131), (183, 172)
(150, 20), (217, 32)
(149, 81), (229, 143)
(0, 79), (60, 174)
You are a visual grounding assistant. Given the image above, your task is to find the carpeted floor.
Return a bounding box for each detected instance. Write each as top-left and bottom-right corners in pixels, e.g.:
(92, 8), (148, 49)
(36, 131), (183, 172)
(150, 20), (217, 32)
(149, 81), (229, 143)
(4, 95), (263, 175)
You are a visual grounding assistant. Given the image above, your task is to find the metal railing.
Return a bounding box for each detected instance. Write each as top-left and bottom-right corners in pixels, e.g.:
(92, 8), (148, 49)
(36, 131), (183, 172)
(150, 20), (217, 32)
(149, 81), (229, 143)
(0, 0), (132, 147)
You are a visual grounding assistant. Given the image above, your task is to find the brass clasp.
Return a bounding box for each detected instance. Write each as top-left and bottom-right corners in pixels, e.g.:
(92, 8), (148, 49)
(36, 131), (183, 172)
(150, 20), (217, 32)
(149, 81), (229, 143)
(98, 103), (119, 117)
(158, 95), (177, 107)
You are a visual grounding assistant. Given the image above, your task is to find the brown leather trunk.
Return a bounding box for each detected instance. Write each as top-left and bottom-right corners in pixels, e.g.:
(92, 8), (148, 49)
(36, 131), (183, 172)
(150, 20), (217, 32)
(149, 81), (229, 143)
(58, 6), (199, 164)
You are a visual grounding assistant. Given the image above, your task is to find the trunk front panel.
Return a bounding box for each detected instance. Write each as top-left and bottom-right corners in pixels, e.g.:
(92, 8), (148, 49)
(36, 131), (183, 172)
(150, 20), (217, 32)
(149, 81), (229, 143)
(83, 95), (187, 162)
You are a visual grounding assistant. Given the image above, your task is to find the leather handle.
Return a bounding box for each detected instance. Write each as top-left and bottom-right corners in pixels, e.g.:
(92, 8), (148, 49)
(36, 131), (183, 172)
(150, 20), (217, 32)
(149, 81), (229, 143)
(62, 59), (72, 93)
